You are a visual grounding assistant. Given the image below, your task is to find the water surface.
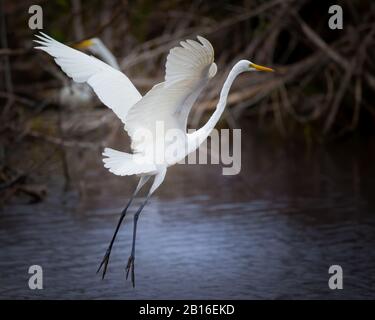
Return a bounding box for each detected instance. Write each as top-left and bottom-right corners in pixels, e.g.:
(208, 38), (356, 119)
(1, 130), (375, 299)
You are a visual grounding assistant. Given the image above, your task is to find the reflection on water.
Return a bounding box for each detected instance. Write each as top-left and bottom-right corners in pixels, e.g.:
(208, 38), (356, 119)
(1, 128), (375, 299)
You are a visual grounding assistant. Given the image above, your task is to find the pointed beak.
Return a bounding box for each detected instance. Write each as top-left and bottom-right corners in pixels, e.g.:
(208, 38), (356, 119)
(250, 63), (274, 72)
(73, 39), (93, 49)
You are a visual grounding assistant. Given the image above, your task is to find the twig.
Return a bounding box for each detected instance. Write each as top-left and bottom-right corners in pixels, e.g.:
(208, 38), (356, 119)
(323, 60), (354, 133)
(26, 130), (102, 150)
(0, 91), (37, 107)
(294, 12), (348, 69)
(57, 106), (72, 191)
(0, 0), (14, 118)
(0, 48), (27, 56)
(75, 0), (126, 42)
(351, 76), (362, 130)
(71, 0), (85, 40)
(121, 0), (285, 68)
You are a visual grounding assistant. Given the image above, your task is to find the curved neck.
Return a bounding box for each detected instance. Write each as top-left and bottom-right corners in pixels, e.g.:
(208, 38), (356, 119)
(192, 63), (244, 145)
(98, 45), (120, 70)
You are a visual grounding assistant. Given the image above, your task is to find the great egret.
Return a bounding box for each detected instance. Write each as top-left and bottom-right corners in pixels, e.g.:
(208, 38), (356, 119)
(57, 37), (120, 108)
(34, 32), (274, 286)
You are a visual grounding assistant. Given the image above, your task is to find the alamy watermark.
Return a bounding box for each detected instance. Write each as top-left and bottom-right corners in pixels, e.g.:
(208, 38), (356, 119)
(28, 5), (43, 30)
(28, 265), (43, 290)
(128, 123), (242, 176)
(328, 5), (343, 30)
(328, 265), (343, 290)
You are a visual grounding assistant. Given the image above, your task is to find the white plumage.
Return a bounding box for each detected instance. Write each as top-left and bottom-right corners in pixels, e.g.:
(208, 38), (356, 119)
(125, 37), (216, 160)
(35, 32), (217, 175)
(165, 36), (215, 85)
(102, 147), (157, 176)
(34, 32), (273, 286)
(34, 33), (141, 123)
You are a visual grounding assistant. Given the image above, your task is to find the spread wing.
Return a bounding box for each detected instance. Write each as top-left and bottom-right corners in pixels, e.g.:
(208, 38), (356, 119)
(34, 32), (142, 123)
(125, 36), (217, 153)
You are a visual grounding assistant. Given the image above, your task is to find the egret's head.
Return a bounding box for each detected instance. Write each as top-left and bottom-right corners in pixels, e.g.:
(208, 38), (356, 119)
(237, 59), (274, 73)
(74, 37), (104, 56)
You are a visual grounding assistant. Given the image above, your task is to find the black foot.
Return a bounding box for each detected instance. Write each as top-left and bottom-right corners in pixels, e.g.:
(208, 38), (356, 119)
(97, 248), (111, 280)
(125, 254), (135, 287)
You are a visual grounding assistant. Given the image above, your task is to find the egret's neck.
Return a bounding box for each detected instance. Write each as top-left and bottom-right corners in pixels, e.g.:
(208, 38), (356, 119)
(99, 46), (120, 70)
(191, 63), (244, 146)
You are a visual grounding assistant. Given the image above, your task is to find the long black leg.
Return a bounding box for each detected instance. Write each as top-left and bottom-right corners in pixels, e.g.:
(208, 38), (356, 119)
(125, 195), (150, 287)
(97, 176), (149, 279)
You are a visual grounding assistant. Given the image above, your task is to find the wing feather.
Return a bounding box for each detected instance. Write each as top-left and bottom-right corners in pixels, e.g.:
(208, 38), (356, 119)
(34, 32), (142, 123)
(125, 36), (216, 154)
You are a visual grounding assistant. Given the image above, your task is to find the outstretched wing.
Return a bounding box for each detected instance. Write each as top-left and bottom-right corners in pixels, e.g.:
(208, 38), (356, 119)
(34, 32), (142, 123)
(164, 36), (216, 86)
(125, 36), (216, 153)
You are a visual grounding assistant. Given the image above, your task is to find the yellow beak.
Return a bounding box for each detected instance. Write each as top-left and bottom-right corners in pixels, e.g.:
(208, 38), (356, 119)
(250, 63), (274, 72)
(74, 39), (93, 49)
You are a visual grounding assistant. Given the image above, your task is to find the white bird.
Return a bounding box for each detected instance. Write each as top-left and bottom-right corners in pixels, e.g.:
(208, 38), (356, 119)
(57, 37), (120, 108)
(34, 32), (274, 286)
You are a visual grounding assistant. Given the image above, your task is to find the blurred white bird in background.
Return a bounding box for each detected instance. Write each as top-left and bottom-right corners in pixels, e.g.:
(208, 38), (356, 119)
(34, 32), (274, 287)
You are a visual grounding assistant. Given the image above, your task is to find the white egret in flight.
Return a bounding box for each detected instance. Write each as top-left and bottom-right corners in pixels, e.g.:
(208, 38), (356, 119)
(34, 32), (274, 287)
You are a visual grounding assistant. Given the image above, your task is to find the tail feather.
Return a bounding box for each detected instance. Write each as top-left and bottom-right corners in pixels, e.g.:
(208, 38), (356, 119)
(102, 148), (156, 176)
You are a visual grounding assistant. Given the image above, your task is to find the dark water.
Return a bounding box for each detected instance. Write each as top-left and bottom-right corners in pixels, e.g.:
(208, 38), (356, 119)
(1, 130), (375, 299)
